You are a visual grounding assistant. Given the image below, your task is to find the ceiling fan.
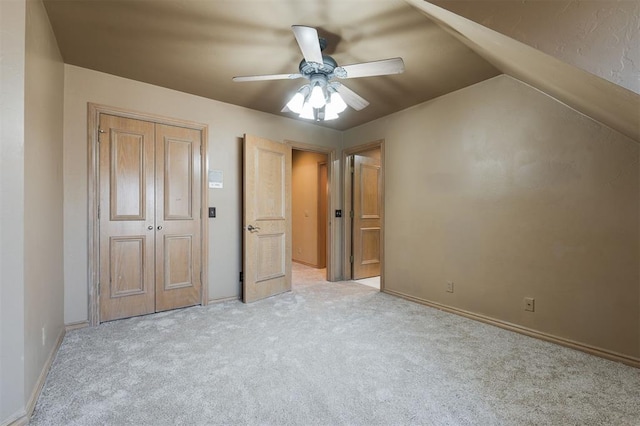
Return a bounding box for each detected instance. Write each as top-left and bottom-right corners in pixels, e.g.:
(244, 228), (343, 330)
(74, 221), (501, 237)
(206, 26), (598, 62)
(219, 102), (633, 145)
(233, 25), (405, 121)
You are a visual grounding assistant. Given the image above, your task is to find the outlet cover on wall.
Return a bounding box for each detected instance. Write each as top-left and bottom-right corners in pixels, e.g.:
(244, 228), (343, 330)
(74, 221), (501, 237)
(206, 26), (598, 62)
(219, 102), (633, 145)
(524, 297), (535, 312)
(446, 281), (454, 293)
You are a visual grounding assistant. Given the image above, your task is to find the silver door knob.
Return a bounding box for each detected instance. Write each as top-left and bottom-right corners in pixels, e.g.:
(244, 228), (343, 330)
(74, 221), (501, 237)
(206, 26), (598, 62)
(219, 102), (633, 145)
(157, 225), (163, 230)
(147, 225), (153, 230)
(247, 224), (260, 232)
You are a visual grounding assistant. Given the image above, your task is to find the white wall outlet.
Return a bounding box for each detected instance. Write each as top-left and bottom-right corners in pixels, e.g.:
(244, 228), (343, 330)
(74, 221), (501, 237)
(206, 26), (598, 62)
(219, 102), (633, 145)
(446, 281), (454, 293)
(524, 297), (535, 312)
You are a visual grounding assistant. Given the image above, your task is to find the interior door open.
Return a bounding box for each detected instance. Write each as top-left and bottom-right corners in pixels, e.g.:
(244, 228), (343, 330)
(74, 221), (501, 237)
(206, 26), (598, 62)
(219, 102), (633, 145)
(243, 134), (292, 303)
(352, 153), (382, 279)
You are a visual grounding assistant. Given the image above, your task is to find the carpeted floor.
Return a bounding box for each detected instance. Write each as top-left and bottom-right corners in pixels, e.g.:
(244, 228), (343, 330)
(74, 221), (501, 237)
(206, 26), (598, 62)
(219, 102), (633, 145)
(30, 263), (640, 425)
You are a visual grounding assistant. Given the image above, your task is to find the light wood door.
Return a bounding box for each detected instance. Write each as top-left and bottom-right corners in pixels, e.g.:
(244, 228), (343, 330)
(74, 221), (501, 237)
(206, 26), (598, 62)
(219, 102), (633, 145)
(99, 115), (202, 321)
(155, 124), (202, 312)
(99, 114), (156, 322)
(352, 154), (382, 279)
(243, 134), (292, 303)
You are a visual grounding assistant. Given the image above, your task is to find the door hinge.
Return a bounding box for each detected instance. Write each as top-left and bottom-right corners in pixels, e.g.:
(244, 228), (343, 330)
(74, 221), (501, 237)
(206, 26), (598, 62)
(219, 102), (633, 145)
(350, 210), (354, 218)
(97, 204), (100, 219)
(97, 283), (100, 296)
(350, 165), (354, 174)
(350, 255), (354, 263)
(239, 271), (243, 282)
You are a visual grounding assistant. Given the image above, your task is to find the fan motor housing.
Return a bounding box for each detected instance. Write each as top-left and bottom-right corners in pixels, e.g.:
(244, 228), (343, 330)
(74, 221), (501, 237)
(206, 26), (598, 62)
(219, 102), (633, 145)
(299, 55), (338, 77)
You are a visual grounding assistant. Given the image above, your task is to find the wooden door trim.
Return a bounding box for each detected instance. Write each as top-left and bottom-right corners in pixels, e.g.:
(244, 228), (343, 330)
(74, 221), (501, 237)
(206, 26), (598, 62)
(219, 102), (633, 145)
(317, 161), (328, 269)
(88, 103), (209, 326)
(342, 140), (385, 290)
(285, 140), (337, 281)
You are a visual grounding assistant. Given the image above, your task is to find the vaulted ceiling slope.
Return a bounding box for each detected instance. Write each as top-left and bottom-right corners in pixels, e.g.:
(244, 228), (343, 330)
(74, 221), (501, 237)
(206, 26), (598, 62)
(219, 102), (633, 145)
(42, 0), (499, 131)
(407, 0), (640, 143)
(429, 0), (640, 95)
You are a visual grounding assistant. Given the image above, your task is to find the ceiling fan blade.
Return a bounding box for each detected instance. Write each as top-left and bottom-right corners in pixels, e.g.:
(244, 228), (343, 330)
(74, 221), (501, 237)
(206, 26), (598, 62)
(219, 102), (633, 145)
(233, 73), (302, 82)
(334, 83), (369, 111)
(338, 58), (405, 79)
(292, 25), (323, 64)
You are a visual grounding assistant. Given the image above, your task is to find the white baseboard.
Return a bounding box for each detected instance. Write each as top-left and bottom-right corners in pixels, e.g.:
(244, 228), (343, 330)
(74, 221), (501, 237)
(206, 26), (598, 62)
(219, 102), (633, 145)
(65, 320), (89, 331)
(5, 327), (66, 426)
(384, 288), (640, 369)
(0, 410), (26, 426)
(208, 295), (240, 304)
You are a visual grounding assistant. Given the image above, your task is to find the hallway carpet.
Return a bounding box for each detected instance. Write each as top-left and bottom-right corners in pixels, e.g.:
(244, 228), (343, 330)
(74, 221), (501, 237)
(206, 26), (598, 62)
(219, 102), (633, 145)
(30, 264), (639, 425)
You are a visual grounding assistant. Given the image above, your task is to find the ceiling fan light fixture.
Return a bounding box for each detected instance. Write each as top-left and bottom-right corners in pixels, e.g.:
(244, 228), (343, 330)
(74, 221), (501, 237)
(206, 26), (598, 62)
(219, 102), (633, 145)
(323, 106), (339, 121)
(299, 101), (315, 120)
(286, 85), (309, 114)
(234, 26), (405, 124)
(308, 83), (326, 109)
(329, 91), (347, 113)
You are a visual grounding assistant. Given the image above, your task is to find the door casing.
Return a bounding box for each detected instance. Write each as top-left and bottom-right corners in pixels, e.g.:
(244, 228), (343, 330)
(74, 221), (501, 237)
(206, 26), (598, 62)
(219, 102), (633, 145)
(342, 140), (385, 289)
(88, 103), (209, 326)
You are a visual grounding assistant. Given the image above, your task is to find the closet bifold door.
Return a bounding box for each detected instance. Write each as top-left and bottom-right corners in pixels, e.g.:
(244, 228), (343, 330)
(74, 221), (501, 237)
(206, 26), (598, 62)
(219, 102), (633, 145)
(154, 124), (202, 312)
(99, 115), (156, 322)
(98, 116), (203, 322)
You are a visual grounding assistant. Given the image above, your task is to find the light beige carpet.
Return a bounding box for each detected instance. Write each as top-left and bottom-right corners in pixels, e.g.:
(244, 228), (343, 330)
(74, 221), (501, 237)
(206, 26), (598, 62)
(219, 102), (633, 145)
(30, 263), (640, 425)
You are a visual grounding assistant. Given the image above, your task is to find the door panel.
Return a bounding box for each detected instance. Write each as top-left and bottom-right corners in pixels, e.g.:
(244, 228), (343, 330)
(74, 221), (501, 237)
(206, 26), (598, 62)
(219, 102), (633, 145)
(256, 233), (286, 281)
(243, 134), (292, 303)
(353, 154), (381, 279)
(155, 124), (202, 312)
(110, 237), (146, 296)
(255, 148), (286, 219)
(164, 235), (193, 289)
(110, 130), (147, 219)
(99, 115), (156, 322)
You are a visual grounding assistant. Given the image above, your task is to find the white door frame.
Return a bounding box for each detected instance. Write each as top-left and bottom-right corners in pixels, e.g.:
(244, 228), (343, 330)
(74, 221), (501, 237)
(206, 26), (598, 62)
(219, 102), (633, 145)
(286, 140), (338, 281)
(87, 103), (209, 326)
(342, 139), (385, 289)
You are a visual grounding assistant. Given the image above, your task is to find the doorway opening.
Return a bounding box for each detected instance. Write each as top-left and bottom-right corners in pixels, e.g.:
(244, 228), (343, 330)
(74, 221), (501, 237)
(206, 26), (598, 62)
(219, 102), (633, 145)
(291, 148), (330, 281)
(343, 140), (384, 291)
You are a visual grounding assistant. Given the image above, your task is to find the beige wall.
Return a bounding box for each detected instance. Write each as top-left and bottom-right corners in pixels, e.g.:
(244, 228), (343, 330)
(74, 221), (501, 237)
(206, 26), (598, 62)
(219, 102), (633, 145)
(63, 65), (342, 323)
(0, 0), (64, 423)
(24, 0), (65, 408)
(0, 0), (27, 422)
(344, 75), (640, 360)
(292, 150), (328, 267)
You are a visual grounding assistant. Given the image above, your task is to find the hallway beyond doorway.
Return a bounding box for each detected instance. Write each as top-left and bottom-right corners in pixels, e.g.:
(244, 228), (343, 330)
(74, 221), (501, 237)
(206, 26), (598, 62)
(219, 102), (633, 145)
(293, 262), (379, 291)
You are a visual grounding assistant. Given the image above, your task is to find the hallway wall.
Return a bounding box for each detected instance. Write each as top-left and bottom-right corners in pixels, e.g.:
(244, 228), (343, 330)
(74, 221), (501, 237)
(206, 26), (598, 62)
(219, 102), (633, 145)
(292, 150), (328, 267)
